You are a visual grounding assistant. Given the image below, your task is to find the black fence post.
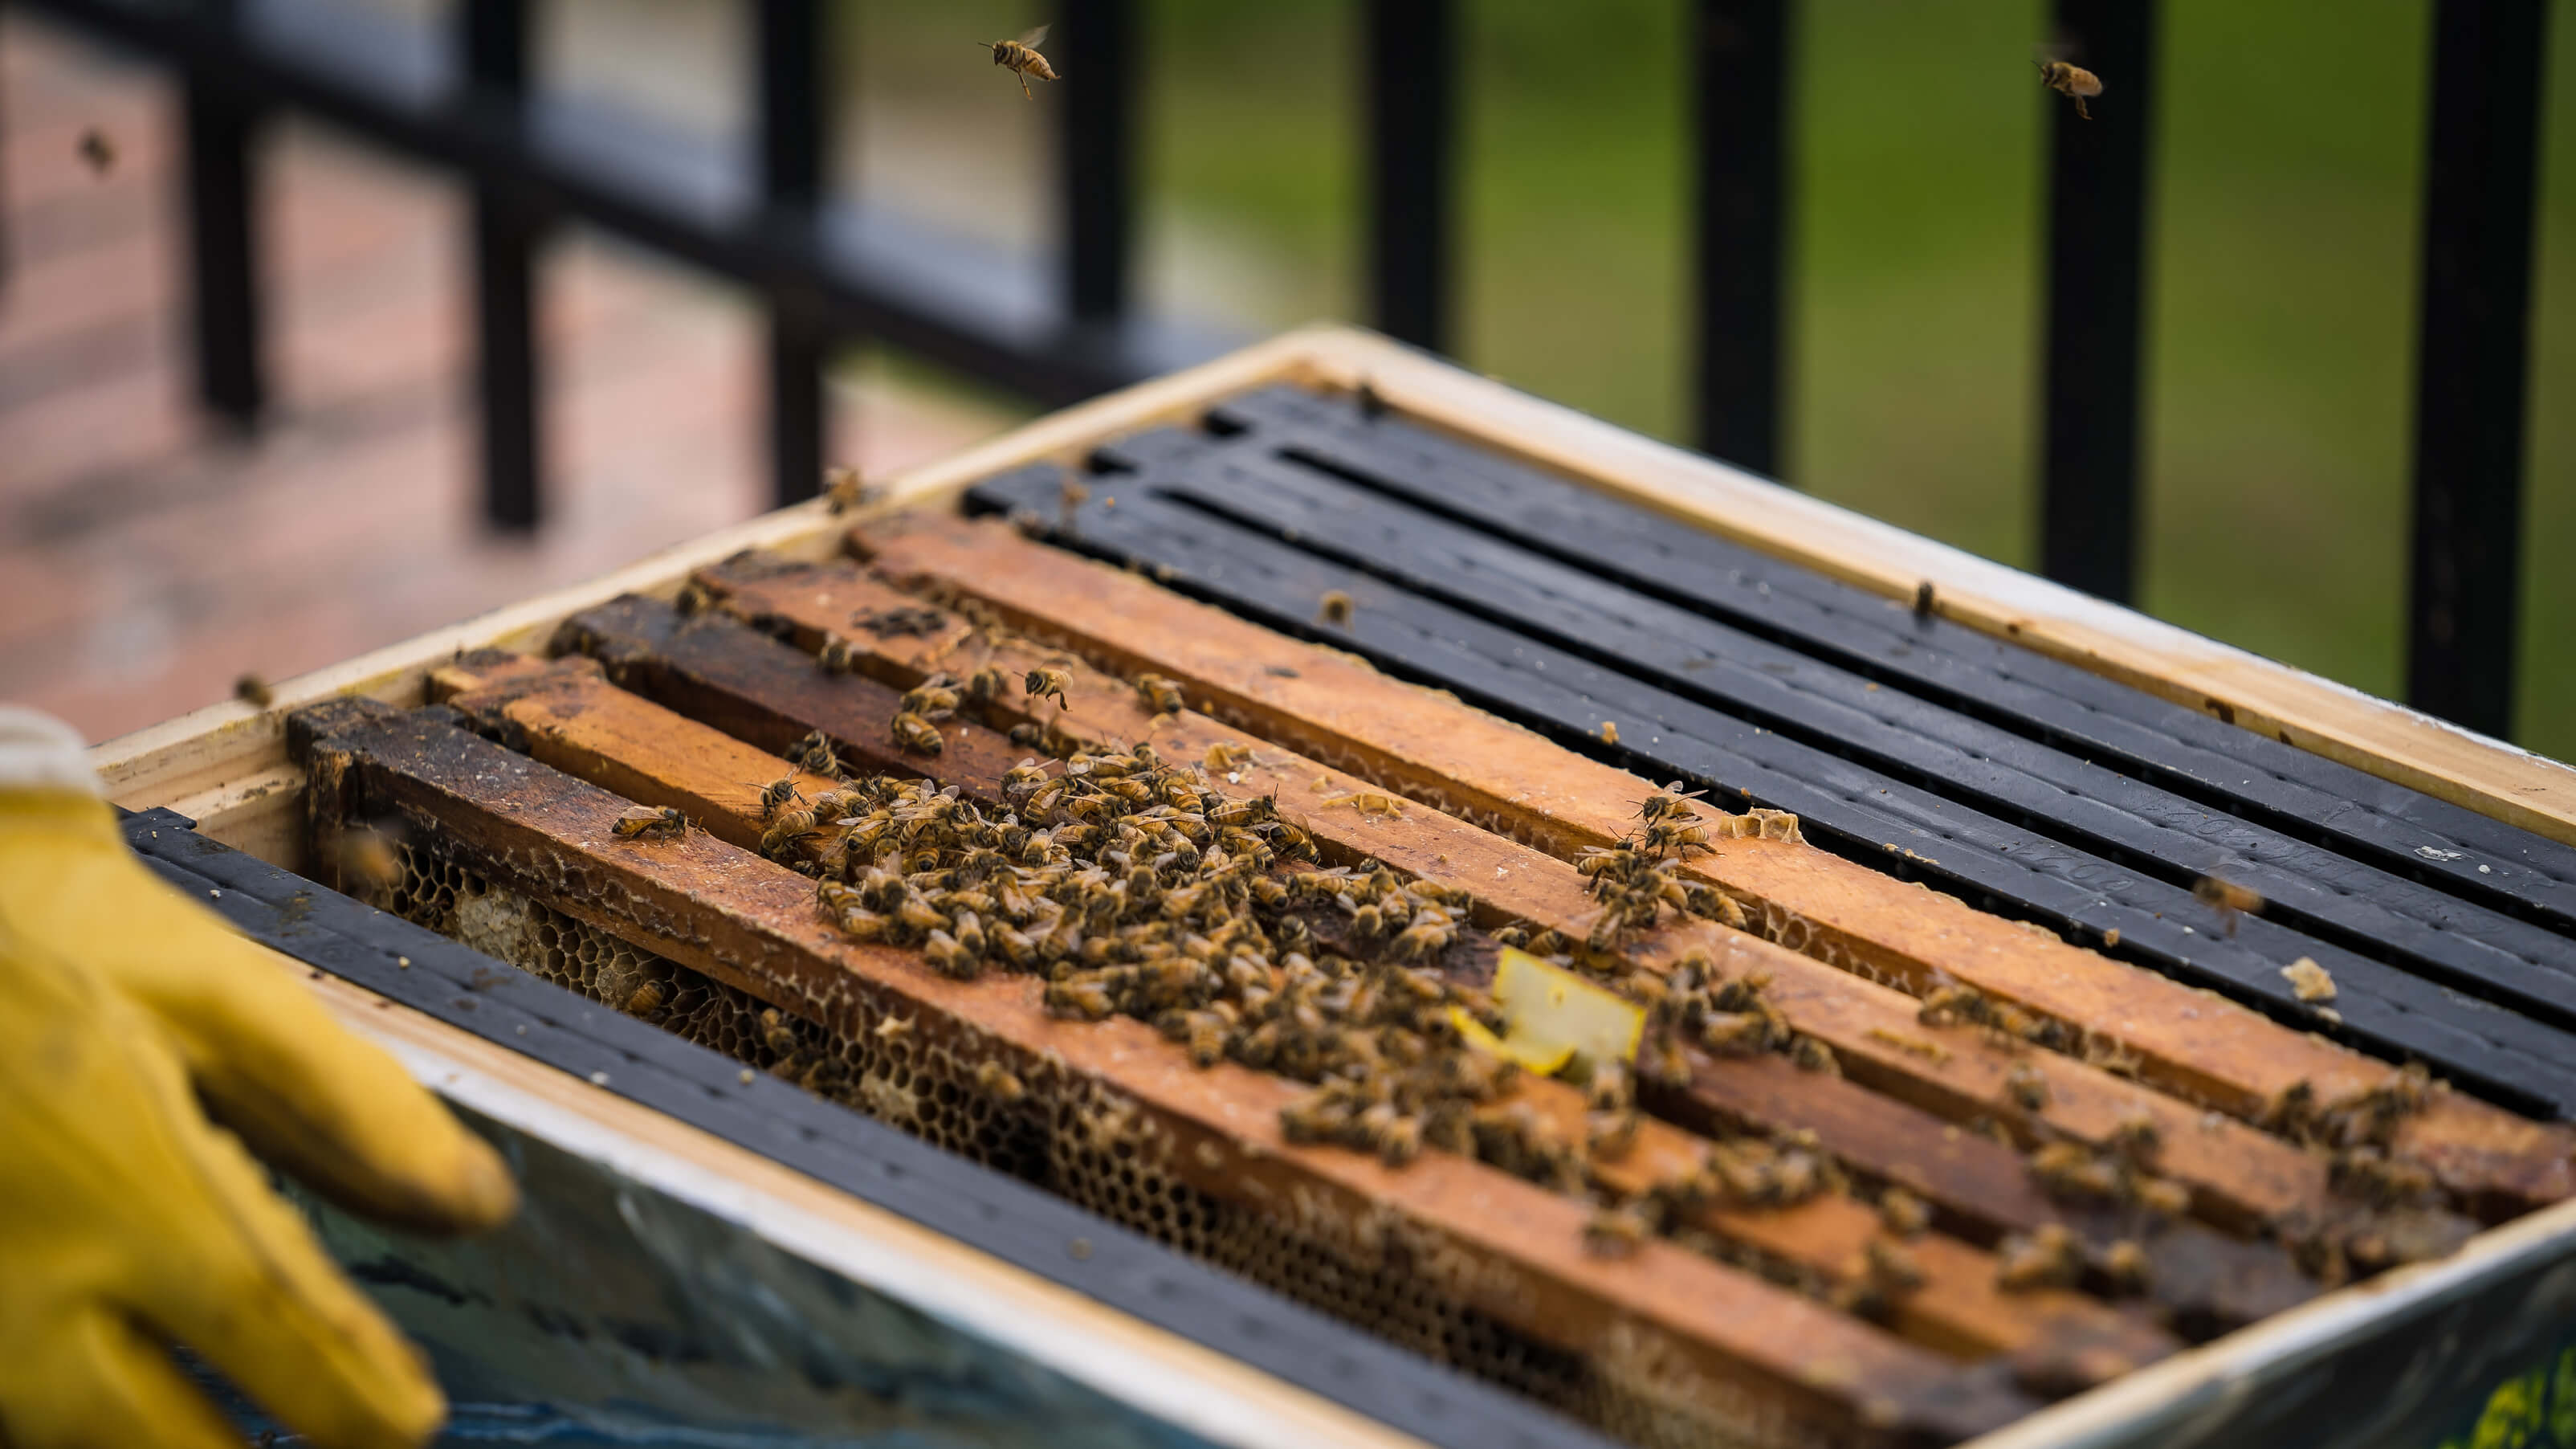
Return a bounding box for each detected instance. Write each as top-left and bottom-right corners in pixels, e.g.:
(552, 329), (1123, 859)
(1689, 0), (1788, 477)
(1363, 0), (1454, 353)
(1059, 0), (1133, 327)
(760, 0), (829, 508)
(2404, 0), (2549, 740)
(181, 0), (263, 426)
(2036, 0), (2156, 604)
(464, 0), (542, 532)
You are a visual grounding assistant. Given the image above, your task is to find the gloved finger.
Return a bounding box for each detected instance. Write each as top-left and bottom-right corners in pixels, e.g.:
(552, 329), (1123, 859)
(0, 1309), (244, 1449)
(128, 1094), (450, 1449)
(83, 869), (516, 1235)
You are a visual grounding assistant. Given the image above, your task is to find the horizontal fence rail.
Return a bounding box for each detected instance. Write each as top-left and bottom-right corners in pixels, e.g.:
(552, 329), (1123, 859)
(10, 0), (2554, 742)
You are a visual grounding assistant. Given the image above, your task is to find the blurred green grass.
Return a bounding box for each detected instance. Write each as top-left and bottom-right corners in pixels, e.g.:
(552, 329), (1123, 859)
(855, 0), (2574, 758)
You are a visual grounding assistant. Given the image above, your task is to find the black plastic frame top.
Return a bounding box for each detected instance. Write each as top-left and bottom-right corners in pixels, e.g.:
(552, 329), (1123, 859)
(963, 388), (2576, 1117)
(116, 807), (1616, 1449)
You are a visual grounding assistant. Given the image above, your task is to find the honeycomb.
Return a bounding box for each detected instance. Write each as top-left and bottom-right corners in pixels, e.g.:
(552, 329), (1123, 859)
(366, 836), (1803, 1449)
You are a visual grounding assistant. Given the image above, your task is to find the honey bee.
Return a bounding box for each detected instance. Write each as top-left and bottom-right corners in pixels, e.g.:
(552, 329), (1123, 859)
(759, 1006), (801, 1059)
(976, 1059), (1028, 1105)
(923, 928), (980, 979)
(1025, 666), (1073, 708)
(2037, 59), (2104, 120)
(1641, 818), (1710, 858)
(332, 825), (404, 893)
(980, 24), (1058, 99)
(1050, 973), (1116, 1020)
(2192, 875), (2262, 936)
(622, 980), (668, 1017)
(1587, 1108), (1641, 1161)
(789, 729), (842, 779)
(79, 128), (116, 174)
(818, 636), (860, 675)
(1788, 1035), (1840, 1075)
(2030, 1141), (2122, 1201)
(612, 806), (689, 842)
(2101, 1239), (2153, 1296)
(824, 465), (879, 515)
(1995, 1223), (2082, 1292)
(234, 673), (275, 708)
(902, 676), (961, 719)
(1317, 590), (1355, 627)
(1698, 1010), (1772, 1057)
(1372, 1112), (1425, 1167)
(1391, 909), (1457, 961)
(1862, 1235), (1925, 1296)
(1877, 1188), (1930, 1239)
(761, 806), (823, 860)
(892, 711), (944, 755)
(2329, 1145), (2438, 1209)
(747, 777), (804, 820)
(966, 665), (1014, 708)
(2005, 1060), (2052, 1111)
(1636, 785), (1704, 824)
(675, 579), (717, 618)
(1134, 673), (1188, 716)
(1913, 580), (1936, 620)
(1583, 1202), (1654, 1259)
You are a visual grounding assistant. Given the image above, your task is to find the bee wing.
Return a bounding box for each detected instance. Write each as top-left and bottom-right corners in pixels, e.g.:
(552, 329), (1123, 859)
(1017, 23), (1050, 47)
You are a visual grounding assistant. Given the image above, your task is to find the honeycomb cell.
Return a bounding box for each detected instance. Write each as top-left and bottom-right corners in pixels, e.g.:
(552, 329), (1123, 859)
(367, 839), (1747, 1447)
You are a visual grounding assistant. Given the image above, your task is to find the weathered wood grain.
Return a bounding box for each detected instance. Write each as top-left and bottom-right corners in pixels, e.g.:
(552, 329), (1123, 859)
(289, 693), (2041, 1443)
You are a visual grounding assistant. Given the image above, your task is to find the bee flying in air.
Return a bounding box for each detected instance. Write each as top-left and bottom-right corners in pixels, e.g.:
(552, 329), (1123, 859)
(78, 128), (115, 174)
(2192, 875), (2263, 937)
(2038, 58), (2103, 120)
(980, 25), (1058, 100)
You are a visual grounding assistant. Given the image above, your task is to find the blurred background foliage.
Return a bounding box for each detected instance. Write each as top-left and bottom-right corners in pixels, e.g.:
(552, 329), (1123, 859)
(829, 0), (2573, 755)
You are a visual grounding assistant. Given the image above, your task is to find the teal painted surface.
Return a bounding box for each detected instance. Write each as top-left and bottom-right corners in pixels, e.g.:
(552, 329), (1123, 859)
(247, 1108), (1221, 1449)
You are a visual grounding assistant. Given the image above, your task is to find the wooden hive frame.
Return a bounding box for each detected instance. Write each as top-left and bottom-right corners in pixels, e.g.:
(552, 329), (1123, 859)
(89, 325), (2576, 1449)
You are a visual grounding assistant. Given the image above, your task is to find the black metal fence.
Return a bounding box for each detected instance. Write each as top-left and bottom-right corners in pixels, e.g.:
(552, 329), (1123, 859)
(10, 0), (2554, 741)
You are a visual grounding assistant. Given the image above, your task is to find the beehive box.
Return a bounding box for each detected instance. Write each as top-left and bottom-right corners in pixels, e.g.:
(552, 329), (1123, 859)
(98, 327), (2576, 1449)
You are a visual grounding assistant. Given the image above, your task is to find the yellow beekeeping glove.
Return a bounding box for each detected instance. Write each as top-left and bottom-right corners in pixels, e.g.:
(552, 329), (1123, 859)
(0, 708), (518, 1449)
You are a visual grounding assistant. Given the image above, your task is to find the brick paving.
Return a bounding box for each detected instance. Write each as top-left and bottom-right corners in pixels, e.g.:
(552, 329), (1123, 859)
(0, 12), (1017, 745)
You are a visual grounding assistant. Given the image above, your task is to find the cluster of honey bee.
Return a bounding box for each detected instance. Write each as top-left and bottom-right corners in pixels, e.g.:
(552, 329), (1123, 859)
(1915, 979), (2073, 1052)
(1586, 1129), (1848, 1260)
(1996, 1223), (2085, 1292)
(852, 605), (950, 639)
(1569, 786), (1747, 952)
(772, 733), (1590, 1180)
(2260, 1063), (2433, 1152)
(1634, 955), (1840, 1086)
(2025, 1116), (2192, 1222)
(2252, 1063), (2456, 1278)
